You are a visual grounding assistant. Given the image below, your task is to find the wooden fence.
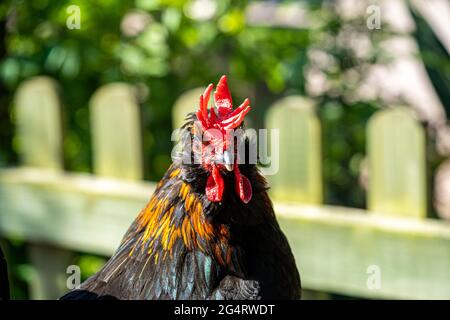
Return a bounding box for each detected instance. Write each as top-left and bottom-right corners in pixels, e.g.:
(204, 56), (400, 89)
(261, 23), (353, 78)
(0, 76), (449, 299)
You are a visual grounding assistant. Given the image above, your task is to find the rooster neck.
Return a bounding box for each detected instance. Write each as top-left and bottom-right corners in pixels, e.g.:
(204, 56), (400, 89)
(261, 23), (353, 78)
(125, 163), (237, 270)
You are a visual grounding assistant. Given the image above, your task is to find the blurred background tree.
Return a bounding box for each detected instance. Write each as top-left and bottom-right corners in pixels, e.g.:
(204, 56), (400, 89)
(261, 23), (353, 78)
(0, 0), (448, 298)
(0, 0), (388, 206)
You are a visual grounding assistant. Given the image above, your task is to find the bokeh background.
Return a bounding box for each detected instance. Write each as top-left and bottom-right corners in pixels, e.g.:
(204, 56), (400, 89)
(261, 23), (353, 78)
(0, 0), (449, 299)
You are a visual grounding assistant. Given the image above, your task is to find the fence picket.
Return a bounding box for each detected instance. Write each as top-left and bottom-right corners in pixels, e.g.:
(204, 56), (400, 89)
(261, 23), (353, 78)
(15, 77), (63, 169)
(90, 83), (143, 180)
(265, 96), (322, 204)
(367, 107), (426, 218)
(172, 87), (203, 130)
(14, 76), (72, 299)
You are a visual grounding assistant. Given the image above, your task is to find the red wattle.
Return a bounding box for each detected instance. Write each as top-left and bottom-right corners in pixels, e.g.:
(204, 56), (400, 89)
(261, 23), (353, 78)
(206, 164), (225, 202)
(234, 165), (253, 204)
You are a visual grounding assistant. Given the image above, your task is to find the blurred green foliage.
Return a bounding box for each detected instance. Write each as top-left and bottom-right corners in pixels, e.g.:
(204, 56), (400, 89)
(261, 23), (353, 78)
(0, 0), (388, 204)
(2, 0), (446, 298)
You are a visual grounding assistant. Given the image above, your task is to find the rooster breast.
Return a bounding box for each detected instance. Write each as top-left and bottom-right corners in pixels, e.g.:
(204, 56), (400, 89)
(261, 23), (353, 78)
(63, 164), (241, 300)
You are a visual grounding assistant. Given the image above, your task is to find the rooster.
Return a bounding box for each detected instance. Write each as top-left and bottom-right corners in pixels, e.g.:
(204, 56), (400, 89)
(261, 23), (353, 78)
(62, 76), (301, 300)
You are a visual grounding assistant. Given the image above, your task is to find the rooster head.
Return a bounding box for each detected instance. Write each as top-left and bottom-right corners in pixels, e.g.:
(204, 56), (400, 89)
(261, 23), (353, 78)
(194, 75), (252, 204)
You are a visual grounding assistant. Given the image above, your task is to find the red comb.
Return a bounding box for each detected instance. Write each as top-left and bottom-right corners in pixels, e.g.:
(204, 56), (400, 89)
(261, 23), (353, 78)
(214, 75), (233, 116)
(196, 75), (251, 132)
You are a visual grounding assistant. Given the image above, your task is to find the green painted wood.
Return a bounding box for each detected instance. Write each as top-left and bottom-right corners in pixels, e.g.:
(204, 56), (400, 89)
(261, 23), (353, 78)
(1, 168), (450, 299)
(172, 87), (203, 131)
(367, 107), (426, 218)
(0, 168), (152, 256)
(90, 83), (143, 180)
(276, 203), (450, 299)
(12, 77), (72, 299)
(28, 244), (73, 300)
(14, 77), (63, 170)
(265, 96), (322, 204)
(301, 289), (332, 300)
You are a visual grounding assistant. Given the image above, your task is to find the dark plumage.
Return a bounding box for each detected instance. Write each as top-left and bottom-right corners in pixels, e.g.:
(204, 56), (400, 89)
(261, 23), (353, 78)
(0, 246), (10, 300)
(61, 76), (301, 300)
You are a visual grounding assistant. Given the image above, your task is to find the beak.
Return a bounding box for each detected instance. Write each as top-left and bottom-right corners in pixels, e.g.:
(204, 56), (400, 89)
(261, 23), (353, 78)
(223, 150), (234, 171)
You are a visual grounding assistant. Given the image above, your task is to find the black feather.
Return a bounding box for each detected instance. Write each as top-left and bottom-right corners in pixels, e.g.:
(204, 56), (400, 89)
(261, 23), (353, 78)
(0, 246), (10, 300)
